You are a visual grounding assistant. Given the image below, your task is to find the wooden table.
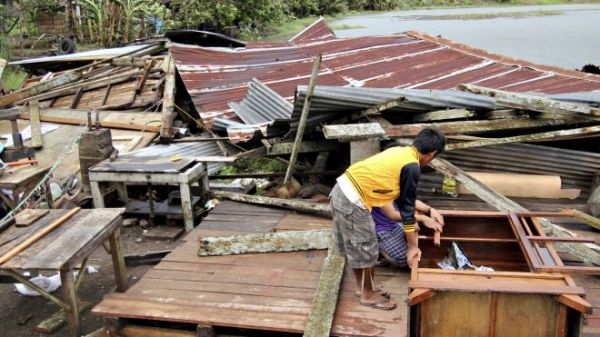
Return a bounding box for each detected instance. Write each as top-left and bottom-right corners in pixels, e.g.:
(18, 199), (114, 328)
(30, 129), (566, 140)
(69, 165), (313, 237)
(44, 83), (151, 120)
(0, 208), (127, 337)
(0, 165), (52, 209)
(89, 157), (208, 232)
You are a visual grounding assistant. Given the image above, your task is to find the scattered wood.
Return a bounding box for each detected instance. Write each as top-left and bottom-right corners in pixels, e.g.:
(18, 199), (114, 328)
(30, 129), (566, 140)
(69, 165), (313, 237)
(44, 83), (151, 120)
(429, 157), (600, 267)
(284, 54), (321, 184)
(557, 294), (593, 314)
(408, 288), (435, 305)
(15, 209), (49, 227)
(361, 97), (405, 116)
(266, 140), (339, 156)
(33, 301), (92, 334)
(459, 84), (600, 116)
(0, 71), (82, 109)
(198, 229), (331, 256)
(211, 191), (331, 217)
(412, 108), (475, 122)
(303, 251), (345, 337)
(561, 209), (600, 231)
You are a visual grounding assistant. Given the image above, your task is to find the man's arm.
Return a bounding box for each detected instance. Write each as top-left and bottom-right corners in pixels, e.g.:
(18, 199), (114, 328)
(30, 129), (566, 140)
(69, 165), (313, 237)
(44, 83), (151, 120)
(415, 200), (445, 226)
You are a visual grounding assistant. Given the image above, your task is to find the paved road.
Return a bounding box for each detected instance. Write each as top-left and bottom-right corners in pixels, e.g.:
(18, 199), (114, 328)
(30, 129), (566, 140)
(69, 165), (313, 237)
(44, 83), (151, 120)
(331, 4), (600, 70)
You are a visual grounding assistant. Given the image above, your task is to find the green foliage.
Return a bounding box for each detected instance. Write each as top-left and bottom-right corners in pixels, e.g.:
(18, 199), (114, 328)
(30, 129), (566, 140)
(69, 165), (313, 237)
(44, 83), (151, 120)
(217, 158), (287, 176)
(0, 4), (9, 60)
(1, 67), (28, 90)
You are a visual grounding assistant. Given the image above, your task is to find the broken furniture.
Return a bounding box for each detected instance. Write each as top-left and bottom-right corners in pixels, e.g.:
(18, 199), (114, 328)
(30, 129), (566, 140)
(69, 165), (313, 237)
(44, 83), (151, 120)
(0, 208), (127, 337)
(409, 210), (597, 337)
(0, 164), (53, 209)
(89, 157), (209, 232)
(0, 107), (36, 162)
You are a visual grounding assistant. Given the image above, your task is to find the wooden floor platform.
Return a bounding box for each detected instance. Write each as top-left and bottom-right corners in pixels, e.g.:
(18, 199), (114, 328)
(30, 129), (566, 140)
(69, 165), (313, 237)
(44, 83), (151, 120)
(93, 201), (409, 336)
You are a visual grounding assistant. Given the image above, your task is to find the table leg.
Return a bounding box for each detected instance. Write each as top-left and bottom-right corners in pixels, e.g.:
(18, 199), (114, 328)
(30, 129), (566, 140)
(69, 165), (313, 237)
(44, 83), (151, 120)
(116, 183), (128, 204)
(90, 181), (105, 208)
(108, 227), (127, 292)
(44, 179), (53, 208)
(179, 183), (194, 232)
(60, 266), (80, 337)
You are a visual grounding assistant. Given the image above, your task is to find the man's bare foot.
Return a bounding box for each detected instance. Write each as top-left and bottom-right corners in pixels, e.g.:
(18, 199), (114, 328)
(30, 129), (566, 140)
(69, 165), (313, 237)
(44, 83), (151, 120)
(355, 287), (390, 299)
(359, 295), (396, 310)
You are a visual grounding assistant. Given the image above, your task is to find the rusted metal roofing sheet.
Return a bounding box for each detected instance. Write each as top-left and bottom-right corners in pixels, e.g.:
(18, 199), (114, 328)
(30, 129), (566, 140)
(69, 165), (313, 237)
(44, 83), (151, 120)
(288, 17), (336, 43)
(171, 22), (600, 129)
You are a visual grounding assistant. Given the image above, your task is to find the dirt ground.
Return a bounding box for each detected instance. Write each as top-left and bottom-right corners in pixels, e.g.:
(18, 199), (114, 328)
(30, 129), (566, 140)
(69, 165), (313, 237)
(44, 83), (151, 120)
(0, 223), (181, 337)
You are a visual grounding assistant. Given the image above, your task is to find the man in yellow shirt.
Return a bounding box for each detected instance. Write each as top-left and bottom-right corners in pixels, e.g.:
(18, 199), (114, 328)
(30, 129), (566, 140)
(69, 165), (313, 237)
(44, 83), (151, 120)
(329, 128), (445, 310)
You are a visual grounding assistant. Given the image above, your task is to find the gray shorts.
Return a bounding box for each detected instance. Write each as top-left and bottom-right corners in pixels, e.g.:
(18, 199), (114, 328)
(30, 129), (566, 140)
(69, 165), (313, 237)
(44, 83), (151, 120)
(330, 183), (379, 269)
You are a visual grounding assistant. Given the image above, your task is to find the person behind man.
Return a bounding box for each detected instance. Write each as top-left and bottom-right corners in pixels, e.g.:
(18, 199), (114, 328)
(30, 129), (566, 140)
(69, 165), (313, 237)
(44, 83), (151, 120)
(329, 128), (446, 310)
(373, 200), (444, 268)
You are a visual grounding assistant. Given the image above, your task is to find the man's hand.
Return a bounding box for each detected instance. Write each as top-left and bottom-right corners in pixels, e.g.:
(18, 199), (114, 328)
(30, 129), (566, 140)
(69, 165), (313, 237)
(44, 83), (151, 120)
(407, 247), (421, 266)
(421, 217), (443, 233)
(429, 208), (445, 226)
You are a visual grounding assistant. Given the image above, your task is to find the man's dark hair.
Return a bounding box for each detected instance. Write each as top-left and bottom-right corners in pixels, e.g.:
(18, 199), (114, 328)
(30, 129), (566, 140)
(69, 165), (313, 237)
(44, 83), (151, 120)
(413, 128), (446, 155)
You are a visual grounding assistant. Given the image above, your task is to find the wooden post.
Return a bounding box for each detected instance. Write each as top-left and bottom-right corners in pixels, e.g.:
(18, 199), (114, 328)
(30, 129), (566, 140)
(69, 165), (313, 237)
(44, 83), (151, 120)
(0, 58), (6, 79)
(108, 226), (127, 292)
(29, 101), (43, 149)
(90, 181), (106, 208)
(284, 54), (322, 184)
(179, 182), (194, 232)
(459, 84), (600, 116)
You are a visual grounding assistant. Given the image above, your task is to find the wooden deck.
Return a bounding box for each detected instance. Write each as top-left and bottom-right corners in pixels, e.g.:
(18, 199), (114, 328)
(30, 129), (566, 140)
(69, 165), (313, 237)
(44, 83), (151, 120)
(93, 200), (409, 336)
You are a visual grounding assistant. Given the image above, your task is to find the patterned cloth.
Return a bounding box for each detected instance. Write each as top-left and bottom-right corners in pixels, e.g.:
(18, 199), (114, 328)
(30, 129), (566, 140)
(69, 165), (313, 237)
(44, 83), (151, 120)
(376, 224), (408, 267)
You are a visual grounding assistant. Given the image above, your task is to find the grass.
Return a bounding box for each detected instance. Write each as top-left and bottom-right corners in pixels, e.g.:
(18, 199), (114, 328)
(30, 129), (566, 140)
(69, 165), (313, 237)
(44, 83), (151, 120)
(1, 66), (27, 91)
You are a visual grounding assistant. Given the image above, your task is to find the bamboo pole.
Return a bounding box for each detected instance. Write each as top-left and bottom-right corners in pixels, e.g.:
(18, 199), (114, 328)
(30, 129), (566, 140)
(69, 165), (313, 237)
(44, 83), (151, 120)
(284, 54), (322, 184)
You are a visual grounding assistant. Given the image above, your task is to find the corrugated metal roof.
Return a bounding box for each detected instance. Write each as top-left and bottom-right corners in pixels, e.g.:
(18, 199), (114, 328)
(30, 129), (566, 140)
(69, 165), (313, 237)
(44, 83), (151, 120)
(122, 142), (227, 174)
(288, 17), (336, 43)
(171, 20), (600, 129)
(229, 78), (293, 125)
(290, 86), (497, 130)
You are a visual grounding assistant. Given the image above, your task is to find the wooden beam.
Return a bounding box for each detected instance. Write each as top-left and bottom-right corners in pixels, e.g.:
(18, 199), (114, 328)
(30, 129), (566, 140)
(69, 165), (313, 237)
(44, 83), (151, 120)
(384, 118), (595, 137)
(211, 191), (331, 217)
(159, 55), (176, 142)
(562, 209), (600, 231)
(0, 58), (6, 79)
(198, 230), (331, 256)
(459, 84), (600, 116)
(303, 252), (345, 337)
(412, 108), (475, 122)
(446, 125), (600, 150)
(284, 54), (321, 184)
(557, 294), (593, 314)
(29, 101), (43, 149)
(0, 71), (83, 108)
(429, 157), (600, 266)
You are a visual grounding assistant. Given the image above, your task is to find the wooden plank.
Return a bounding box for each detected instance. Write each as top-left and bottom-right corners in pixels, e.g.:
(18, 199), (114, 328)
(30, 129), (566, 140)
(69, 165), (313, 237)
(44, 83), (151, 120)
(266, 140), (339, 156)
(420, 291), (491, 337)
(0, 71), (82, 108)
(198, 230), (331, 256)
(495, 293), (559, 337)
(303, 253), (345, 337)
(459, 84), (600, 116)
(557, 294), (593, 314)
(0, 208), (80, 265)
(212, 191), (331, 217)
(19, 108), (163, 132)
(361, 97), (405, 116)
(109, 226), (128, 292)
(33, 301), (92, 334)
(562, 209), (600, 231)
(15, 209), (49, 227)
(284, 54), (321, 184)
(143, 226), (183, 240)
(29, 101), (43, 148)
(119, 325), (196, 337)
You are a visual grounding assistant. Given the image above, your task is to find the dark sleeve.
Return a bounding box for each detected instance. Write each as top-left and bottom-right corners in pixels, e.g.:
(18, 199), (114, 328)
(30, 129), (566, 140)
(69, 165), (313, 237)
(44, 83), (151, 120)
(394, 163), (420, 227)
